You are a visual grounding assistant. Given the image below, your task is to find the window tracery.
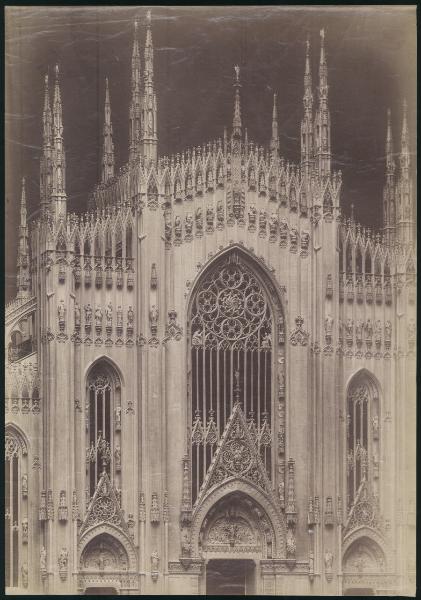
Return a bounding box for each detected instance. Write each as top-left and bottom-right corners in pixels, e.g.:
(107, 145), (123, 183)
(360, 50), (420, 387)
(190, 253), (280, 503)
(5, 428), (28, 589)
(346, 377), (380, 511)
(86, 365), (121, 497)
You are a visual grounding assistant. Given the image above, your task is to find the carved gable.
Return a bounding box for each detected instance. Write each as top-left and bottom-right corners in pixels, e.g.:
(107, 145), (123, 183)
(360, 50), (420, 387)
(344, 477), (384, 536)
(79, 471), (129, 536)
(196, 402), (273, 505)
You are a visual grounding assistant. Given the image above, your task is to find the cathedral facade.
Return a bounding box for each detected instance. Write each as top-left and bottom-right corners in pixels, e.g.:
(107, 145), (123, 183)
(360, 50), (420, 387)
(5, 12), (416, 596)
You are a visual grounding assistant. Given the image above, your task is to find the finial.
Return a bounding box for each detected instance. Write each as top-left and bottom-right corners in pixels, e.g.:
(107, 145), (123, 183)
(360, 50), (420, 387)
(134, 19), (138, 33)
(350, 203), (354, 221)
(234, 65), (240, 84)
(55, 64), (59, 78)
(306, 39), (310, 55)
(146, 9), (151, 24)
(320, 28), (325, 42)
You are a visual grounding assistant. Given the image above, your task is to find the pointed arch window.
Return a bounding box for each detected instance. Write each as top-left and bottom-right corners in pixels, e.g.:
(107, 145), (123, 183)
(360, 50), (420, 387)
(86, 364), (121, 497)
(346, 376), (380, 511)
(189, 252), (280, 503)
(5, 428), (27, 589)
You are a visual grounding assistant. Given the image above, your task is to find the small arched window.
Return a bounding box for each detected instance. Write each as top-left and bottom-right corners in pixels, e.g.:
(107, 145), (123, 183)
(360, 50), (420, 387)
(5, 428), (27, 589)
(84, 238), (91, 257)
(115, 225), (123, 259)
(346, 376), (380, 510)
(105, 228), (112, 258)
(86, 364), (121, 496)
(356, 246), (363, 274)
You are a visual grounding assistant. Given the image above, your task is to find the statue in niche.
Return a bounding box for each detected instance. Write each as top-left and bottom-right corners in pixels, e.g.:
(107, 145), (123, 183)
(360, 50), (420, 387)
(324, 315), (334, 337)
(106, 303), (113, 327)
(384, 320), (392, 342)
(85, 304), (92, 325)
(365, 319), (373, 340)
(117, 306), (123, 329)
(95, 306), (103, 327)
(356, 319), (363, 342)
(127, 306), (134, 326)
(185, 213), (193, 235)
(58, 301), (66, 326)
(74, 302), (81, 328)
(324, 550), (333, 572)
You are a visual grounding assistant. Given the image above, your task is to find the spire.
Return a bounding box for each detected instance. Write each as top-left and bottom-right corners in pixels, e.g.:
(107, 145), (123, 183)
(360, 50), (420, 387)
(129, 19), (142, 163)
(301, 39), (314, 173)
(314, 29), (331, 177)
(40, 72), (52, 213)
(400, 99), (410, 175)
(51, 65), (66, 217)
(17, 177), (30, 299)
(386, 108), (395, 181)
(232, 65), (242, 139)
(42, 73), (52, 149)
(102, 78), (115, 183)
(141, 9), (158, 162)
(270, 93), (279, 157)
(52, 65), (63, 149)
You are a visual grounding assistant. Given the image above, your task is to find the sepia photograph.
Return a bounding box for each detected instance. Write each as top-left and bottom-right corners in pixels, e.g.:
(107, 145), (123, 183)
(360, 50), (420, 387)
(5, 5), (416, 595)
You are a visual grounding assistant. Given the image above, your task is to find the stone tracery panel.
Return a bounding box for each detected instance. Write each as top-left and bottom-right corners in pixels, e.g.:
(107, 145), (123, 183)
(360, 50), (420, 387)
(189, 251), (284, 503)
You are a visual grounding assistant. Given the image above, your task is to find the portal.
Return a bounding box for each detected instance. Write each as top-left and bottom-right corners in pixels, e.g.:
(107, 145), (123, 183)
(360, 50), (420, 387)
(206, 559), (255, 596)
(84, 587), (118, 595)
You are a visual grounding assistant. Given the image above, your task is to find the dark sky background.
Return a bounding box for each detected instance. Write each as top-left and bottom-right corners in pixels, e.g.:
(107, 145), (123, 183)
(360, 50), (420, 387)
(5, 6), (416, 302)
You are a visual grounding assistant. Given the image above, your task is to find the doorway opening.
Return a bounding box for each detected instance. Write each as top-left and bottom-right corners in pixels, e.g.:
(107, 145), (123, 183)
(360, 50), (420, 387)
(84, 587), (118, 595)
(343, 588), (375, 596)
(206, 559), (255, 595)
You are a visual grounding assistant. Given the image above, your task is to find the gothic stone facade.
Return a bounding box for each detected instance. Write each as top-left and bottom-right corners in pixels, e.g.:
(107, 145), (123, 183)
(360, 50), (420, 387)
(5, 15), (416, 596)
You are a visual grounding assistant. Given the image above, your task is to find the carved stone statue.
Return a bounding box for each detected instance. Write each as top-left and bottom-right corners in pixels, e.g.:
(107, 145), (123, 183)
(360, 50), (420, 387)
(95, 306), (103, 327)
(206, 206), (214, 228)
(216, 199), (224, 222)
(117, 306), (123, 329)
(324, 315), (334, 337)
(115, 405), (121, 429)
(85, 304), (92, 325)
(356, 319), (363, 342)
(151, 550), (159, 571)
(58, 547), (68, 570)
(74, 302), (81, 328)
(192, 329), (203, 346)
(345, 318), (353, 338)
(384, 320), (392, 341)
(106, 303), (113, 326)
(150, 305), (159, 333)
(22, 473), (28, 496)
(195, 207), (203, 230)
(127, 306), (134, 326)
(185, 213), (193, 235)
(40, 546), (47, 572)
(365, 319), (373, 340)
(374, 319), (382, 343)
(114, 445), (121, 470)
(21, 563), (28, 588)
(58, 301), (66, 325)
(324, 550), (333, 572)
(174, 215), (182, 238)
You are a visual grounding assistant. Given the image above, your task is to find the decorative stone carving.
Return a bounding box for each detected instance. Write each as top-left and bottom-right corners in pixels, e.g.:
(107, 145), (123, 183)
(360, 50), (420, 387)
(151, 550), (159, 582)
(309, 550), (314, 580)
(149, 305), (159, 336)
(258, 211), (267, 237)
(58, 300), (66, 331)
(22, 518), (28, 543)
(174, 215), (182, 244)
(324, 550), (333, 582)
(40, 546), (47, 580)
(21, 562), (28, 588)
(39, 490), (47, 521)
(195, 207), (203, 236)
(127, 513), (135, 539)
(206, 206), (214, 232)
(326, 273), (333, 298)
(163, 490), (169, 523)
(185, 213), (193, 240)
(72, 490), (79, 521)
(74, 302), (81, 330)
(289, 227), (298, 253)
(300, 230), (310, 257)
(290, 316), (309, 346)
(384, 320), (392, 350)
(150, 492), (160, 524)
(286, 458), (297, 525)
(150, 263), (158, 289)
(324, 496), (334, 526)
(22, 473), (28, 498)
(324, 315), (333, 345)
(269, 213), (278, 241)
(47, 489), (54, 520)
(114, 445), (121, 471)
(84, 304), (92, 331)
(279, 218), (288, 247)
(374, 319), (382, 347)
(164, 309), (183, 341)
(138, 492), (146, 522)
(286, 528), (296, 558)
(58, 490), (68, 521)
(58, 547), (68, 581)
